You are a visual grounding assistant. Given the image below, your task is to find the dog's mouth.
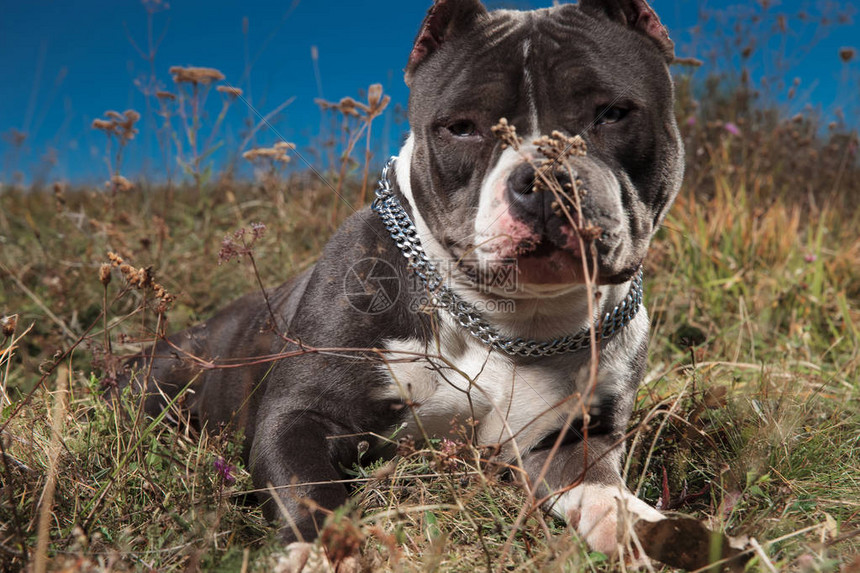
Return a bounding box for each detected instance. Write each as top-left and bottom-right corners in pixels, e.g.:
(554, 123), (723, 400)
(513, 240), (587, 285)
(510, 220), (600, 283)
(520, 241), (558, 258)
(452, 223), (637, 292)
(452, 237), (588, 292)
(518, 227), (585, 259)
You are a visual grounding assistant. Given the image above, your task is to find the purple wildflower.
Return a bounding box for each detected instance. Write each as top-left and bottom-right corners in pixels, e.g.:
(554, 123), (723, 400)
(213, 457), (236, 484)
(250, 222), (267, 240)
(439, 439), (458, 456)
(724, 122), (741, 136)
(218, 236), (243, 264)
(686, 116), (697, 126)
(217, 222), (267, 265)
(804, 253), (818, 263)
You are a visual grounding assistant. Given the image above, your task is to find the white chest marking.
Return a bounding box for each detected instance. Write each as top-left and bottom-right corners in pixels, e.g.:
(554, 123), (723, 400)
(381, 335), (575, 453)
(377, 313), (641, 459)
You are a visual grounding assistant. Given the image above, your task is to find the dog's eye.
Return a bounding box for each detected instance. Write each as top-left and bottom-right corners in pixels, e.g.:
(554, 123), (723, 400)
(596, 106), (629, 126)
(446, 120), (479, 138)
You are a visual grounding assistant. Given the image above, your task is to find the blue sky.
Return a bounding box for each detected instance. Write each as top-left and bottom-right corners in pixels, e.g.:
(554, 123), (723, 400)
(1, 0), (857, 184)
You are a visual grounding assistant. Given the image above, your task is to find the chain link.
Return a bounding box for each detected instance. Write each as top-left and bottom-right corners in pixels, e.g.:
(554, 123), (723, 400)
(371, 157), (644, 357)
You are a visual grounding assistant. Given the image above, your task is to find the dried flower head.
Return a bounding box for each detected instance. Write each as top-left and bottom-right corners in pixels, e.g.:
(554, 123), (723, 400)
(535, 131), (587, 162)
(315, 84), (390, 120)
(338, 97), (361, 117)
(91, 119), (114, 131)
(99, 264), (112, 286)
(106, 252), (175, 309)
(169, 66), (225, 85)
(577, 224), (603, 243)
(365, 83), (390, 118)
(367, 84), (383, 108)
(242, 142), (295, 164)
(105, 175), (134, 193)
(218, 223), (267, 264)
(155, 90), (176, 101)
(839, 47), (856, 63)
(119, 264), (152, 289)
(492, 118), (523, 151)
(216, 85), (243, 98)
(91, 109), (140, 142)
(1, 314), (18, 338)
(107, 252), (124, 266)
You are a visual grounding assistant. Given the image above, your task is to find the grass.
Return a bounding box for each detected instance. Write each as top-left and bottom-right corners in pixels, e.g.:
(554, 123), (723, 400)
(2, 106), (858, 572)
(2, 14), (860, 573)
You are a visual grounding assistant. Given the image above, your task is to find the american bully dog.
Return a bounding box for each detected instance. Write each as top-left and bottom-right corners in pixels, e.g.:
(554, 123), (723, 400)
(119, 0), (686, 564)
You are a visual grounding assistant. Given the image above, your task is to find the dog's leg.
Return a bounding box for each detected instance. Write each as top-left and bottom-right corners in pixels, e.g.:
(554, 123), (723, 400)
(522, 433), (662, 558)
(249, 411), (351, 542)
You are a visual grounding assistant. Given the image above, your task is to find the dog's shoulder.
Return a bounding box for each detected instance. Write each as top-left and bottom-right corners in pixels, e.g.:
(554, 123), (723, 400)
(286, 206), (432, 350)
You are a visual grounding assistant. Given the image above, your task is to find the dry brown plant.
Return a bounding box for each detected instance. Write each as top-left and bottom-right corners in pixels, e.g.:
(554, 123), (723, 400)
(169, 66), (225, 85)
(91, 109), (141, 198)
(316, 83), (391, 221)
(164, 66), (237, 194)
(242, 142), (297, 220)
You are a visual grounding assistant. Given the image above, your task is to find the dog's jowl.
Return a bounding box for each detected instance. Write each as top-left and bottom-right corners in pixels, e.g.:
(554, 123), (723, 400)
(119, 0), (684, 561)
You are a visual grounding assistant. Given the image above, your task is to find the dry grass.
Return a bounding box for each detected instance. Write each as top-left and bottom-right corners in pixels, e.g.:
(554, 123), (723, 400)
(1, 3), (860, 571)
(1, 97), (858, 572)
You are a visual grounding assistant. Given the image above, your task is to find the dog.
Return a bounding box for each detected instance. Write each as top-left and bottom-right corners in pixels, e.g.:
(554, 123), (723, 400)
(119, 0), (684, 562)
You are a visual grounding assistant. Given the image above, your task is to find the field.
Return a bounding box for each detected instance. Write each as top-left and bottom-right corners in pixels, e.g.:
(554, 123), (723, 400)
(2, 10), (860, 573)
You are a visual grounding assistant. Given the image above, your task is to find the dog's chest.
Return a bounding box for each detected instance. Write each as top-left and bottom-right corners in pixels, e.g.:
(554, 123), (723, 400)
(379, 329), (604, 454)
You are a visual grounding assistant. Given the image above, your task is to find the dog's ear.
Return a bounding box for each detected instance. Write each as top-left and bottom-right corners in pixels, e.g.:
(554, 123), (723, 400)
(405, 0), (488, 86)
(579, 0), (674, 61)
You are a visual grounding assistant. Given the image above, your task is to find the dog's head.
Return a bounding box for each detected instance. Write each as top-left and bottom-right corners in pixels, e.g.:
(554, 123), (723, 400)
(399, 0), (683, 296)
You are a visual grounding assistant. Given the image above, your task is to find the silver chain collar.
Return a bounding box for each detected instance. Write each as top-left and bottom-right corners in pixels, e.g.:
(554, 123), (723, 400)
(370, 156), (644, 358)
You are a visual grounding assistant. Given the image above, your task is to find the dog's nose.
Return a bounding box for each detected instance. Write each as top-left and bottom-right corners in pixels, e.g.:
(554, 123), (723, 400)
(507, 163), (539, 197)
(506, 163), (573, 222)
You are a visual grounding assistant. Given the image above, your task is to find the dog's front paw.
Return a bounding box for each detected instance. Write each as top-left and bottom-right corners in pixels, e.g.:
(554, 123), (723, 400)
(272, 542), (360, 573)
(564, 484), (663, 563)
